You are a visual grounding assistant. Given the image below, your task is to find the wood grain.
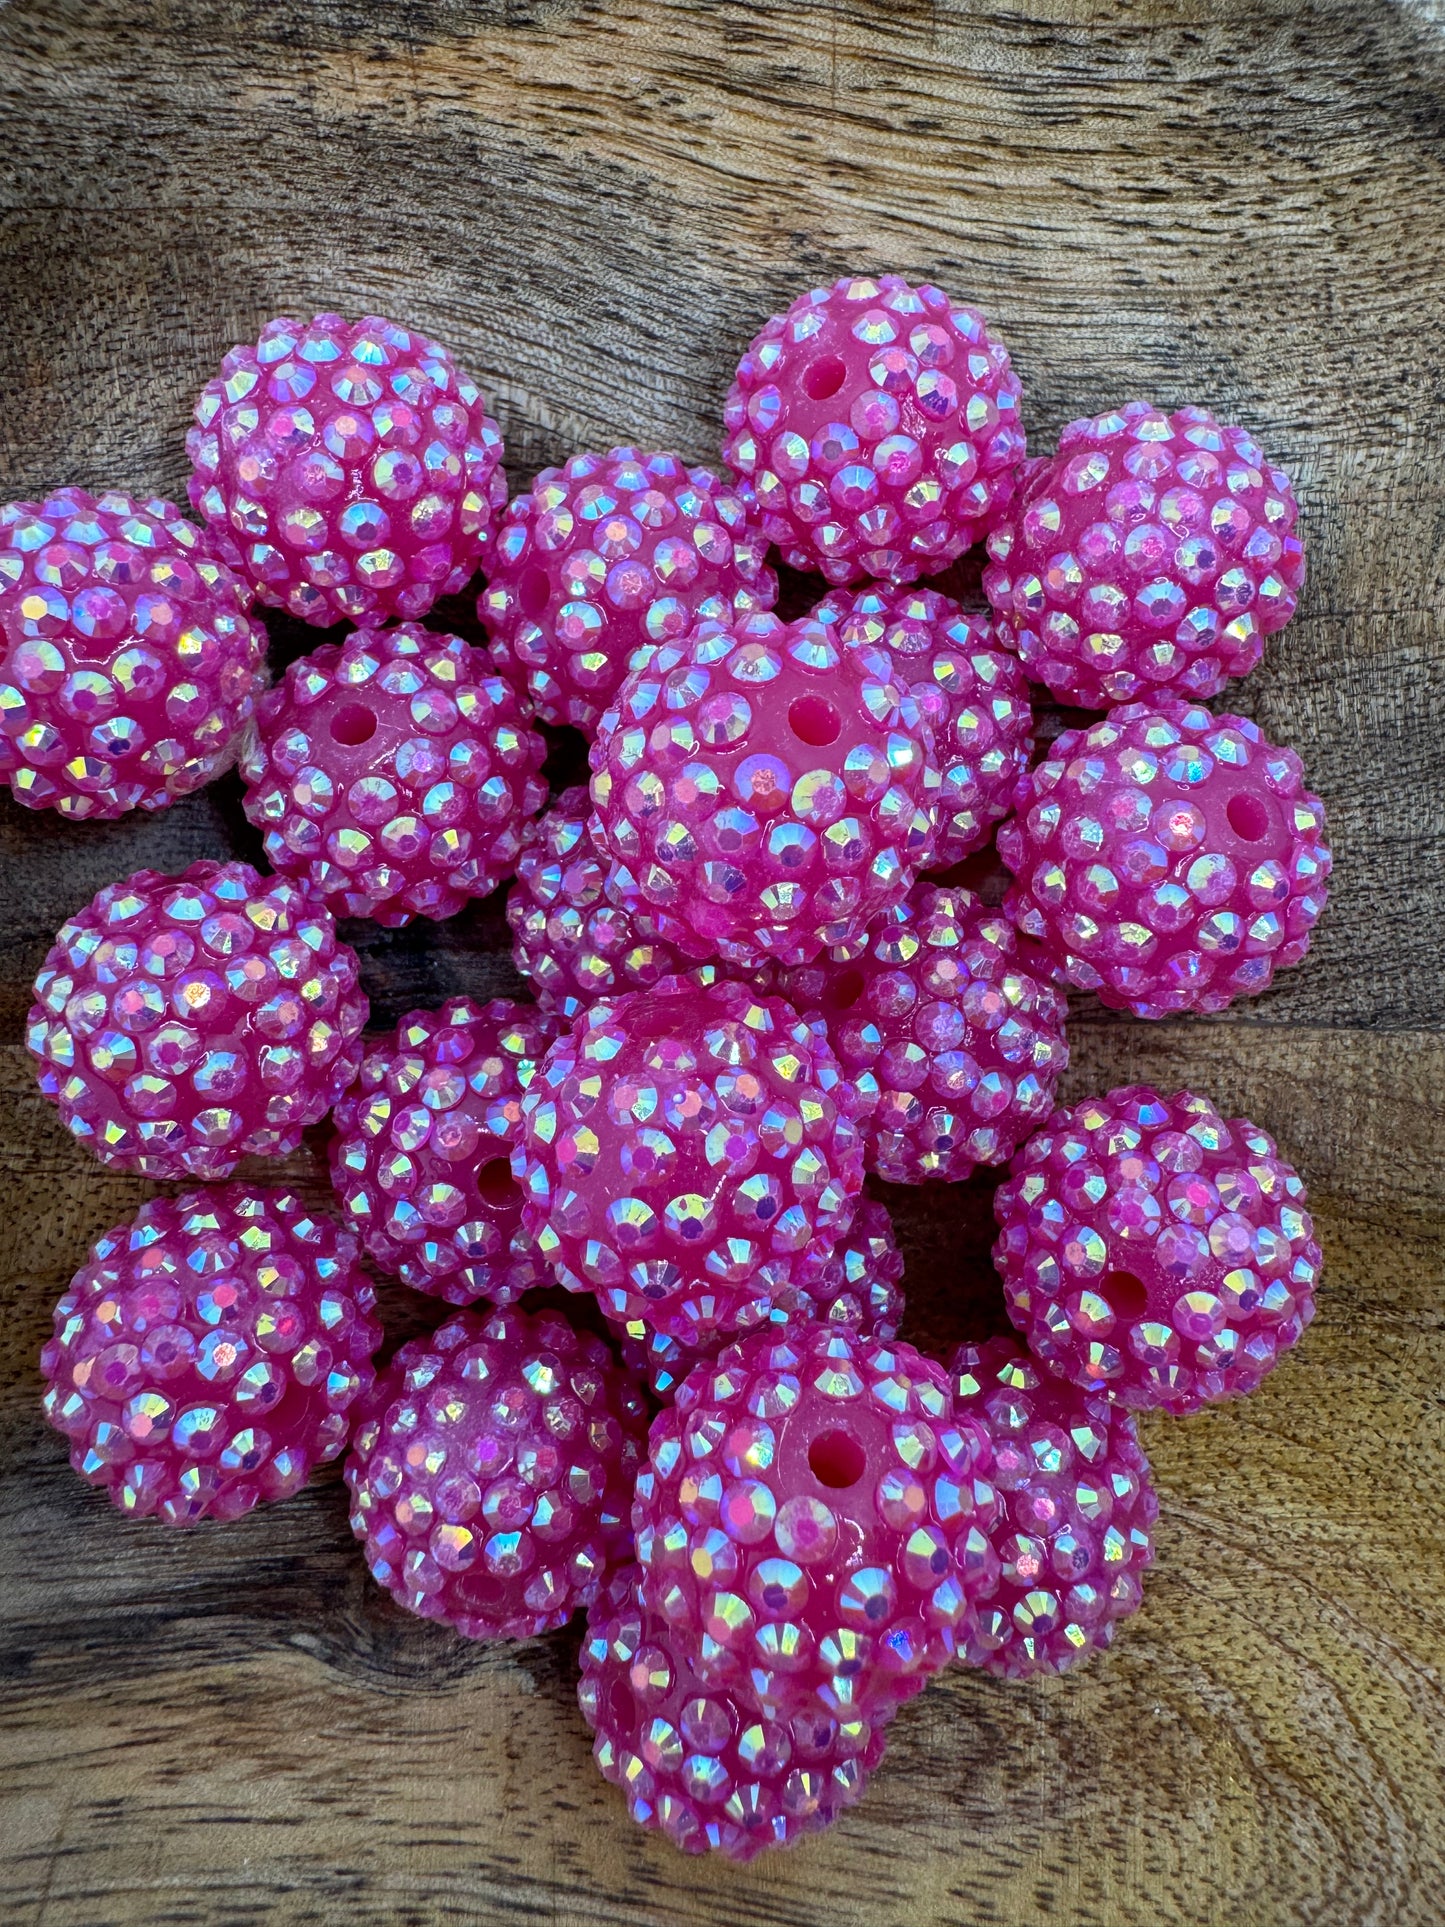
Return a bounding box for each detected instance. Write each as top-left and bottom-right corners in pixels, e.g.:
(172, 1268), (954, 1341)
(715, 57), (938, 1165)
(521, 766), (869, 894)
(1, 2), (1443, 1922)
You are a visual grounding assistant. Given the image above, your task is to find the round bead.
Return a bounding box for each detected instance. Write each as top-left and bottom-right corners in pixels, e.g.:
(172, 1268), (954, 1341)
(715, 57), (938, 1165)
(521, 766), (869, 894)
(983, 402), (1305, 709)
(722, 274), (1025, 584)
(998, 699), (1331, 1017)
(993, 1085), (1322, 1412)
(27, 860), (367, 1178)
(40, 1186), (381, 1526)
(240, 623), (547, 927)
(0, 487), (266, 818)
(187, 311), (506, 627)
(345, 1305), (648, 1639)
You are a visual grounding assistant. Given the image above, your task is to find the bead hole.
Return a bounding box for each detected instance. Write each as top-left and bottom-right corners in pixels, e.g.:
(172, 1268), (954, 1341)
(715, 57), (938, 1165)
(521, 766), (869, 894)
(1103, 1270), (1149, 1320)
(822, 966), (866, 1015)
(788, 694), (842, 748)
(518, 566), (552, 620)
(808, 1428), (866, 1489)
(802, 355), (848, 402)
(329, 704), (377, 747)
(1225, 792), (1271, 842)
(476, 1159), (519, 1210)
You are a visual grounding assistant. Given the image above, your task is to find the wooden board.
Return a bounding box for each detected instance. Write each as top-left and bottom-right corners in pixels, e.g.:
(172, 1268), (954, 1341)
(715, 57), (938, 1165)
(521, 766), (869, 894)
(2, 3), (1443, 1922)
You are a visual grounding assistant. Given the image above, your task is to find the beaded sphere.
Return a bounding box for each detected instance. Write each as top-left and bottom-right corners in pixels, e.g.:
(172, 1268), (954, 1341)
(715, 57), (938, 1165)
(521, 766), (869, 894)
(633, 1324), (1000, 1725)
(507, 787), (695, 1019)
(329, 997), (560, 1305)
(950, 1337), (1157, 1676)
(722, 274), (1025, 585)
(345, 1305), (648, 1639)
(591, 610), (940, 969)
(187, 311), (506, 627)
(778, 884), (1069, 1185)
(616, 1198), (906, 1401)
(0, 487), (266, 818)
(27, 860), (367, 1179)
(815, 585), (1033, 868)
(982, 403), (1305, 709)
(41, 1186), (381, 1526)
(517, 975), (865, 1348)
(241, 623), (547, 926)
(480, 448), (778, 731)
(998, 700), (1330, 1017)
(580, 1564), (889, 1858)
(994, 1085), (1321, 1413)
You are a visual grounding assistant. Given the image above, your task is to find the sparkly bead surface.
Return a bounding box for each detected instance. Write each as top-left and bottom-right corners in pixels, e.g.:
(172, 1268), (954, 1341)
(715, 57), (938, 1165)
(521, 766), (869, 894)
(345, 1306), (647, 1639)
(187, 312), (506, 627)
(516, 975), (865, 1348)
(951, 1336), (1157, 1676)
(998, 699), (1331, 1017)
(40, 1186), (381, 1526)
(0, 487), (266, 818)
(778, 885), (1069, 1185)
(633, 1324), (1000, 1723)
(994, 1085), (1321, 1412)
(580, 1564), (889, 1858)
(27, 860), (367, 1178)
(590, 610), (941, 968)
(814, 585), (1033, 867)
(722, 274), (1025, 585)
(480, 448), (778, 731)
(329, 997), (560, 1305)
(507, 787), (695, 1019)
(240, 623), (547, 927)
(983, 403), (1304, 709)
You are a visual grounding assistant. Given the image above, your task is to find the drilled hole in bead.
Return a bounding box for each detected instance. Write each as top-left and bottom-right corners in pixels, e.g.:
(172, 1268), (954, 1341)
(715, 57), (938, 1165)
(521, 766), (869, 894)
(821, 966), (866, 1015)
(788, 694), (842, 748)
(329, 704), (377, 747)
(802, 355), (848, 402)
(1103, 1270), (1149, 1320)
(476, 1159), (519, 1210)
(1225, 792), (1271, 842)
(808, 1428), (866, 1488)
(518, 566), (551, 620)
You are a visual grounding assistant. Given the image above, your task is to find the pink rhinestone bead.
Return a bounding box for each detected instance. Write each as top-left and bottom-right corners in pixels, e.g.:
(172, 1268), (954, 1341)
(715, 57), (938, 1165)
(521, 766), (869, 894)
(345, 1305), (647, 1639)
(778, 884), (1069, 1185)
(516, 975), (865, 1348)
(998, 699), (1331, 1017)
(983, 403), (1305, 709)
(633, 1325), (1000, 1725)
(580, 1564), (889, 1858)
(187, 312), (506, 627)
(951, 1336), (1157, 1676)
(0, 487), (266, 818)
(994, 1085), (1322, 1413)
(591, 610), (941, 968)
(241, 623), (547, 927)
(814, 585), (1033, 867)
(507, 786), (696, 1018)
(27, 860), (367, 1178)
(329, 997), (560, 1305)
(40, 1186), (381, 1527)
(480, 447), (778, 731)
(722, 274), (1025, 585)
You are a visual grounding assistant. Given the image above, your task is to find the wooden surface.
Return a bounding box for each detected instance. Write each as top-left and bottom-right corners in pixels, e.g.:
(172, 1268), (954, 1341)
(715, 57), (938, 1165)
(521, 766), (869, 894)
(2, 3), (1443, 1923)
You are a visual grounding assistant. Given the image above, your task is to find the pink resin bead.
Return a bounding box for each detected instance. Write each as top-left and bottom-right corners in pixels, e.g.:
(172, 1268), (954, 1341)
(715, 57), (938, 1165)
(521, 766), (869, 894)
(41, 1186), (381, 1526)
(507, 786), (695, 1018)
(27, 860), (367, 1179)
(329, 997), (560, 1305)
(814, 585), (1033, 868)
(480, 448), (778, 731)
(722, 274), (1025, 585)
(983, 403), (1304, 709)
(0, 487), (266, 818)
(951, 1337), (1157, 1676)
(345, 1305), (647, 1639)
(994, 1085), (1321, 1412)
(241, 623), (547, 927)
(998, 700), (1331, 1017)
(591, 610), (940, 969)
(580, 1564), (889, 1858)
(633, 1325), (1000, 1725)
(187, 311), (506, 627)
(516, 975), (864, 1349)
(778, 884), (1069, 1185)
